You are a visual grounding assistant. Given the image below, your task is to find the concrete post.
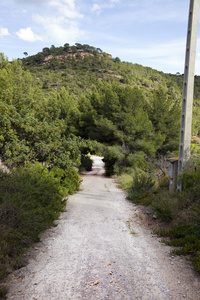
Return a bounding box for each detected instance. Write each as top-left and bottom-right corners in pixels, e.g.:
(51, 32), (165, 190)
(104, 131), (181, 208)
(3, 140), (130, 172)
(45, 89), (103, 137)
(168, 158), (179, 194)
(177, 0), (200, 191)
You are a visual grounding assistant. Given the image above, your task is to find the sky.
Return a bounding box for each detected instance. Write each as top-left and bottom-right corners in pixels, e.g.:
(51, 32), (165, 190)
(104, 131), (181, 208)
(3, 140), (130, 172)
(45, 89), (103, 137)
(1, 0), (200, 74)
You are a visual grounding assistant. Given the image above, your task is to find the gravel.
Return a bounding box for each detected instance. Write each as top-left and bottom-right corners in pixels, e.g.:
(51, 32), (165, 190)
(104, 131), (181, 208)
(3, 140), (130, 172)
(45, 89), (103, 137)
(6, 157), (200, 300)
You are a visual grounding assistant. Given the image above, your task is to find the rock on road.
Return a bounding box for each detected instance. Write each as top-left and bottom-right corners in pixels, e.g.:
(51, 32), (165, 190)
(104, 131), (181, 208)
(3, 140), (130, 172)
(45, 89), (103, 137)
(7, 157), (200, 299)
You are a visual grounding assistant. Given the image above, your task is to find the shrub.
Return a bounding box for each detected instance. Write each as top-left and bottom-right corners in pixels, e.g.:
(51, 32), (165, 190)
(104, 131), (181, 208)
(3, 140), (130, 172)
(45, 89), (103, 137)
(50, 166), (82, 194)
(61, 167), (82, 194)
(0, 162), (81, 295)
(193, 251), (200, 273)
(151, 168), (200, 274)
(103, 145), (125, 176)
(158, 175), (170, 188)
(151, 192), (179, 220)
(116, 173), (133, 190)
(79, 155), (93, 172)
(179, 170), (200, 190)
(158, 223), (200, 274)
(129, 170), (155, 197)
(126, 152), (147, 169)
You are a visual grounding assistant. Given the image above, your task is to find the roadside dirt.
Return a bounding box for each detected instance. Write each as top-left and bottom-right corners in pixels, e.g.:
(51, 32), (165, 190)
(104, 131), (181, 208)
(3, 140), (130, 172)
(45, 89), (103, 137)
(6, 157), (200, 299)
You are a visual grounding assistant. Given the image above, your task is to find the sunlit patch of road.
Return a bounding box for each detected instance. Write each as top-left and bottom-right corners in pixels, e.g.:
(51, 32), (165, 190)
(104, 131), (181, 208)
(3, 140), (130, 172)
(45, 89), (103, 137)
(86, 156), (105, 176)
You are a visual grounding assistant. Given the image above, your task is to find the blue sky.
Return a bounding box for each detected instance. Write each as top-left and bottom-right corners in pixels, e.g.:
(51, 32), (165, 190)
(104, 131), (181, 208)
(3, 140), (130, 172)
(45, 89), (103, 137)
(1, 0), (200, 74)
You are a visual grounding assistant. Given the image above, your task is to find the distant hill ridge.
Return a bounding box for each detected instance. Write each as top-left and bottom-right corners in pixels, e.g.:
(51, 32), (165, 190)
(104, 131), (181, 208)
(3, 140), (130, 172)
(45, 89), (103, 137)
(23, 43), (112, 65)
(43, 51), (112, 64)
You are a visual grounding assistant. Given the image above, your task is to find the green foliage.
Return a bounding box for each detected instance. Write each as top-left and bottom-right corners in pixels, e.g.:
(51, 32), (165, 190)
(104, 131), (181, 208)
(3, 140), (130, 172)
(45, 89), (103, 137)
(0, 164), (64, 280)
(0, 55), (81, 169)
(116, 173), (133, 190)
(128, 169), (155, 198)
(4, 44), (186, 178)
(103, 145), (125, 176)
(61, 167), (82, 194)
(126, 151), (147, 169)
(0, 162), (81, 290)
(151, 192), (180, 220)
(77, 82), (166, 175)
(48, 166), (82, 194)
(193, 251), (200, 273)
(123, 166), (200, 273)
(79, 139), (106, 156)
(79, 155), (93, 172)
(178, 169), (200, 208)
(159, 225), (200, 273)
(116, 170), (155, 206)
(158, 175), (170, 188)
(1, 43), (200, 283)
(148, 168), (200, 273)
(179, 169), (200, 191)
(147, 89), (181, 155)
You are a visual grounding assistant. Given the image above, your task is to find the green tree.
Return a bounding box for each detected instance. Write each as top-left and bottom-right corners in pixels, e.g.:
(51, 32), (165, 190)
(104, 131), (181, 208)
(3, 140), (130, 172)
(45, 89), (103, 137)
(0, 55), (80, 169)
(147, 89), (181, 155)
(76, 83), (157, 174)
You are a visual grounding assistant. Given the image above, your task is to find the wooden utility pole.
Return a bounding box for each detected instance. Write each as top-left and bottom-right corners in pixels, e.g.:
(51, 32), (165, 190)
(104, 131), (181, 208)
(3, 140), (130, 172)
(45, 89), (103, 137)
(177, 0), (200, 191)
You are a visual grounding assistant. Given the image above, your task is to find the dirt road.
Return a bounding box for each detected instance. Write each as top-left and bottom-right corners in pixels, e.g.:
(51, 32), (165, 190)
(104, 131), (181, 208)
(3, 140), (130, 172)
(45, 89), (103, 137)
(7, 158), (200, 299)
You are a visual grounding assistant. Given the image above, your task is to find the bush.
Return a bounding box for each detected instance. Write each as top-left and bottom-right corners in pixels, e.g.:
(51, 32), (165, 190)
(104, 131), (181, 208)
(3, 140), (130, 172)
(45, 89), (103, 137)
(193, 251), (200, 273)
(79, 155), (93, 172)
(103, 145), (125, 176)
(116, 173), (133, 190)
(158, 223), (200, 274)
(50, 166), (82, 194)
(61, 167), (82, 194)
(129, 170), (155, 197)
(126, 151), (146, 169)
(150, 168), (200, 274)
(0, 162), (81, 295)
(151, 192), (179, 220)
(158, 175), (170, 188)
(179, 170), (200, 190)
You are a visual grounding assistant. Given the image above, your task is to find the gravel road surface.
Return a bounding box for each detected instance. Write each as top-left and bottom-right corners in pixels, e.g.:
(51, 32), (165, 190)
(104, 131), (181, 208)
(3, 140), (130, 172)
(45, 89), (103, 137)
(7, 157), (200, 299)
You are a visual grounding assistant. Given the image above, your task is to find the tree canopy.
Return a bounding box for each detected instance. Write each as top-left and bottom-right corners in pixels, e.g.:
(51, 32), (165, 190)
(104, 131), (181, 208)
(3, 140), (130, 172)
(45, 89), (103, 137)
(1, 42), (197, 175)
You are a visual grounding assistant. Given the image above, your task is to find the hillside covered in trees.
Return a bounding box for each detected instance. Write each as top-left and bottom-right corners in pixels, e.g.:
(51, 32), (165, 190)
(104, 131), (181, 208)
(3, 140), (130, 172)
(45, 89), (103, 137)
(1, 43), (200, 173)
(1, 43), (200, 296)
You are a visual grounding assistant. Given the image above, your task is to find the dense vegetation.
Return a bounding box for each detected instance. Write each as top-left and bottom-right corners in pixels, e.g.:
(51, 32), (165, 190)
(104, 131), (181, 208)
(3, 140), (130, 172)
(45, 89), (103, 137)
(0, 163), (82, 297)
(1, 42), (200, 296)
(117, 166), (200, 274)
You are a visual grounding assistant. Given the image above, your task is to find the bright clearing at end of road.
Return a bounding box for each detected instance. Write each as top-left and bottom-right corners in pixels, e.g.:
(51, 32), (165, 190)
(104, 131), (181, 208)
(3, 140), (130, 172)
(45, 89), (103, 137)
(87, 155), (105, 175)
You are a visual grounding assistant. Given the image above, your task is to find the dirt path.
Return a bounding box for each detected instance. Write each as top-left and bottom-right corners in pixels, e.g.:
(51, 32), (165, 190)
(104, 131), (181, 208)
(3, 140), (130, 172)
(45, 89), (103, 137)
(7, 158), (200, 299)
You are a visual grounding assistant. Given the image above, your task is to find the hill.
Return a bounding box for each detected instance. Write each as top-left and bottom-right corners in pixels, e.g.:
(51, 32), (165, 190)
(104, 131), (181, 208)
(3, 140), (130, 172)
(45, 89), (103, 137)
(22, 43), (184, 100)
(23, 43), (200, 152)
(1, 43), (200, 173)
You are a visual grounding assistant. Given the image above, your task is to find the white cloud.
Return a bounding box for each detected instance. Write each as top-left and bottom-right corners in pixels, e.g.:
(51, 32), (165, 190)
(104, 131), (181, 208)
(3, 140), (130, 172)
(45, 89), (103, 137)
(0, 27), (10, 38)
(30, 0), (84, 44)
(91, 4), (102, 15)
(109, 0), (120, 8)
(91, 0), (120, 15)
(33, 14), (83, 44)
(47, 22), (83, 44)
(49, 0), (83, 19)
(50, 0), (75, 10)
(16, 27), (43, 42)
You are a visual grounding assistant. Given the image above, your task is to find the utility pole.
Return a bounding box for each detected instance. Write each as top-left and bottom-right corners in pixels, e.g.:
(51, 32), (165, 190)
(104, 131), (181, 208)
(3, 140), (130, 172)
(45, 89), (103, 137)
(177, 0), (200, 191)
